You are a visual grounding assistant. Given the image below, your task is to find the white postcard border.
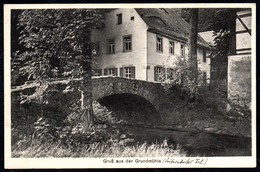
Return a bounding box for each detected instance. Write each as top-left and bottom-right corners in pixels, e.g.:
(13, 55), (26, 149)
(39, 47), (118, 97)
(4, 3), (256, 169)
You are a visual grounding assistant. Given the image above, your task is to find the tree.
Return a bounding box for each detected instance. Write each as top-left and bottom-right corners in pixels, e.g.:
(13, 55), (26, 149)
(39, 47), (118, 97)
(177, 8), (200, 101)
(200, 9), (237, 91)
(187, 9), (199, 82)
(182, 8), (239, 91)
(182, 8), (239, 56)
(12, 9), (104, 126)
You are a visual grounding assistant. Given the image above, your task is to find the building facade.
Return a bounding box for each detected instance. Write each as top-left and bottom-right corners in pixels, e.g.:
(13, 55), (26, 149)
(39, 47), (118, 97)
(227, 9), (252, 109)
(91, 8), (211, 83)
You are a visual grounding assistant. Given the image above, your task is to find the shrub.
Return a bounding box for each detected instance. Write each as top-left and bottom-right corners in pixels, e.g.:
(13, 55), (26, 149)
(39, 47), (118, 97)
(157, 56), (209, 105)
(11, 98), (128, 152)
(227, 94), (251, 124)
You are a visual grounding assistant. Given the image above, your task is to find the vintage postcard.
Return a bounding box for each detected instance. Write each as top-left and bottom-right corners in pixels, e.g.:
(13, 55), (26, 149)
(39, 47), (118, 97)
(4, 3), (256, 168)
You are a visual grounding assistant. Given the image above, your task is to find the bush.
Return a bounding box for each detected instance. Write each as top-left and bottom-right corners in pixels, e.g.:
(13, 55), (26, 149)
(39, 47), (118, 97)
(11, 98), (128, 151)
(157, 56), (209, 105)
(227, 95), (251, 124)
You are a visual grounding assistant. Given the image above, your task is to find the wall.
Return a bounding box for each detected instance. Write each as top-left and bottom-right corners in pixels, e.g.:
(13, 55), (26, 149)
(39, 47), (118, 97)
(227, 9), (252, 109)
(146, 31), (186, 82)
(236, 9), (252, 54)
(91, 9), (148, 80)
(197, 48), (211, 83)
(146, 31), (211, 82)
(228, 55), (251, 109)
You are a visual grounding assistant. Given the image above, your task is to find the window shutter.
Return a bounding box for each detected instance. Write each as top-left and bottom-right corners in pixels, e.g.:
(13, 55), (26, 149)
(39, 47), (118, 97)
(131, 66), (135, 79)
(154, 66), (157, 81)
(120, 67), (123, 77)
(104, 69), (108, 75)
(98, 69), (102, 76)
(114, 68), (118, 76)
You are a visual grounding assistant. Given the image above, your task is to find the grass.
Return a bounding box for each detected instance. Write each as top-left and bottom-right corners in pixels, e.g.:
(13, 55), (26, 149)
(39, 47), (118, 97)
(12, 140), (187, 158)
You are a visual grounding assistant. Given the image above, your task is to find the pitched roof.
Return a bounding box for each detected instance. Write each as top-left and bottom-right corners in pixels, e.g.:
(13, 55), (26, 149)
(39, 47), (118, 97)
(198, 31), (216, 46)
(135, 8), (210, 49)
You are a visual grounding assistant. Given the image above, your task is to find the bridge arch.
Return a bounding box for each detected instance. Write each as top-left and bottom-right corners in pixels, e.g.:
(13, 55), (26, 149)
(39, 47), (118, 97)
(92, 76), (166, 112)
(97, 93), (161, 125)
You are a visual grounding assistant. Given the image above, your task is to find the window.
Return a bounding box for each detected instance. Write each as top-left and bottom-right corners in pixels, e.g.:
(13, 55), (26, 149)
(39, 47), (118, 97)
(117, 13), (122, 25)
(123, 35), (132, 52)
(154, 66), (165, 81)
(125, 67), (132, 78)
(156, 36), (163, 52)
(180, 44), (185, 56)
(104, 68), (117, 76)
(203, 50), (207, 62)
(120, 66), (135, 79)
(107, 39), (115, 54)
(169, 41), (174, 55)
(93, 69), (102, 76)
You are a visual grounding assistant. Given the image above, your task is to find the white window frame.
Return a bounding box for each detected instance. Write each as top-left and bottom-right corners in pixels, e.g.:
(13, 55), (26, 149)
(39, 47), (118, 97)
(156, 67), (163, 76)
(124, 67), (132, 78)
(180, 44), (185, 56)
(155, 66), (165, 81)
(169, 41), (174, 55)
(93, 69), (101, 76)
(107, 39), (115, 54)
(108, 68), (116, 76)
(123, 35), (132, 52)
(156, 36), (163, 52)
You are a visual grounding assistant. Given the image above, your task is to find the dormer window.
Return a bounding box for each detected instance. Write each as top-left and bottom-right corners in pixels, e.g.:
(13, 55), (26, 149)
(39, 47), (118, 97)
(117, 13), (122, 25)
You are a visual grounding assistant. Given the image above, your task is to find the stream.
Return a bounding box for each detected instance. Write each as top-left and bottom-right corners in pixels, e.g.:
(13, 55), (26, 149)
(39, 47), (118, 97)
(118, 125), (251, 157)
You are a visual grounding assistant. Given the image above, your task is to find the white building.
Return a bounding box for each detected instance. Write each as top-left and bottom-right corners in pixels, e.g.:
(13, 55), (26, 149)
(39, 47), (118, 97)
(91, 8), (211, 82)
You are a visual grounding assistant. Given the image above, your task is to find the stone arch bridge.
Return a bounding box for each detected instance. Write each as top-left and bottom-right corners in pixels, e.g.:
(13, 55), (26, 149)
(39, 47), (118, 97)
(11, 76), (169, 112)
(92, 76), (168, 113)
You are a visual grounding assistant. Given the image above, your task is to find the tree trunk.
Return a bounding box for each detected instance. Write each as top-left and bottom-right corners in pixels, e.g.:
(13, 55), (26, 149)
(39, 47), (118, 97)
(81, 41), (94, 128)
(229, 10), (237, 55)
(188, 8), (199, 82)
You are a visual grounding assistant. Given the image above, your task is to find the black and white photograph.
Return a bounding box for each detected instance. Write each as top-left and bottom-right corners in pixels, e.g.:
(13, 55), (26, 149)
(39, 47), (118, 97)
(4, 3), (256, 168)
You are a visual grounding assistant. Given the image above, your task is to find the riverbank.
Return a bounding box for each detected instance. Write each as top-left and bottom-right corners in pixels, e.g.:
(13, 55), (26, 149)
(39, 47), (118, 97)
(118, 125), (251, 157)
